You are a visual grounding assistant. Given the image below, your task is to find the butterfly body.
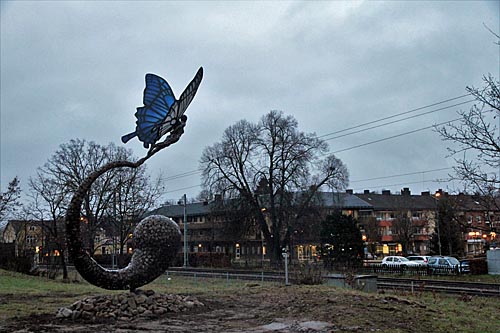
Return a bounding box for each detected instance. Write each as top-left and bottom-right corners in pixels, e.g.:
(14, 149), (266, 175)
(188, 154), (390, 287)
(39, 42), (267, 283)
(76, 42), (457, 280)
(122, 67), (203, 148)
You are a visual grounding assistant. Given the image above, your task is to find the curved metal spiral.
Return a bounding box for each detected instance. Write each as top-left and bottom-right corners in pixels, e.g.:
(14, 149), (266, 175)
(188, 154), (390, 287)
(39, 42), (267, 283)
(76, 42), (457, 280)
(65, 122), (185, 291)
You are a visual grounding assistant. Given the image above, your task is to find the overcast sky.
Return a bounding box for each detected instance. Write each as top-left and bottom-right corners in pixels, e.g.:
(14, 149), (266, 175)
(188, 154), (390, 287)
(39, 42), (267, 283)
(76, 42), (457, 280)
(1, 1), (499, 203)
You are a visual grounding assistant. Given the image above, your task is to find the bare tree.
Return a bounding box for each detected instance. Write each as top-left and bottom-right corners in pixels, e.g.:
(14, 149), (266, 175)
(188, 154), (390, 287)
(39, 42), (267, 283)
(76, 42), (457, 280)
(31, 139), (159, 257)
(360, 215), (380, 258)
(27, 173), (69, 278)
(437, 74), (500, 204)
(391, 208), (415, 255)
(200, 110), (349, 262)
(0, 177), (22, 220)
(106, 166), (164, 263)
(431, 195), (467, 257)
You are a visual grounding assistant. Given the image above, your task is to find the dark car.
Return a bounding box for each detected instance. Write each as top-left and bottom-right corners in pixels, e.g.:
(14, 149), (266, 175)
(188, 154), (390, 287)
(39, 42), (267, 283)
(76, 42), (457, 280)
(427, 256), (462, 275)
(460, 260), (471, 274)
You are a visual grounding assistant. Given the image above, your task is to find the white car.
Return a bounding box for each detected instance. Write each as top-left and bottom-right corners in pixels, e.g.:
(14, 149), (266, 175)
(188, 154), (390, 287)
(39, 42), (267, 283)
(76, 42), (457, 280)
(406, 255), (431, 265)
(381, 256), (421, 268)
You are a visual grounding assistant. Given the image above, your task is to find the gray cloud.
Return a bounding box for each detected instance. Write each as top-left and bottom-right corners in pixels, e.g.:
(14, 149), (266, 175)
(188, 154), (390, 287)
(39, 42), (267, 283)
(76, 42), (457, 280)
(1, 1), (498, 201)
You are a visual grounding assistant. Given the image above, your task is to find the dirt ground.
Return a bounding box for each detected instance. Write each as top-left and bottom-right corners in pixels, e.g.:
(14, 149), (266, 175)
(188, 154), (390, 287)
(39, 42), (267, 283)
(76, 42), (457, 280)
(0, 285), (494, 333)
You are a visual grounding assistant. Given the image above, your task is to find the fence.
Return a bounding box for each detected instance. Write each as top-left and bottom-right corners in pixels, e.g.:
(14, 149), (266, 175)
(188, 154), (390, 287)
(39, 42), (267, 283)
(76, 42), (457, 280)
(360, 263), (466, 276)
(165, 269), (285, 286)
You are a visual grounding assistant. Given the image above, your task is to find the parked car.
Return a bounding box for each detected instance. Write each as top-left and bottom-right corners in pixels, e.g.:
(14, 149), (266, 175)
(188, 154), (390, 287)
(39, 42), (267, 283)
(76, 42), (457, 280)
(460, 259), (471, 274)
(406, 255), (431, 265)
(381, 256), (421, 268)
(427, 256), (462, 274)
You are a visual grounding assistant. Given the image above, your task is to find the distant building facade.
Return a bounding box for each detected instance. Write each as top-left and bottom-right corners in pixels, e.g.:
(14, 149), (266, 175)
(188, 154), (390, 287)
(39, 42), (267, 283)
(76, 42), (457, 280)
(1, 188), (498, 267)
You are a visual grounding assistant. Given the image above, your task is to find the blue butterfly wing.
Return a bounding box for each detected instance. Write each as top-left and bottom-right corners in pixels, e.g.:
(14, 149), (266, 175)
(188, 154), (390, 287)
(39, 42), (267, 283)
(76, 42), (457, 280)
(158, 67), (203, 138)
(143, 74), (175, 109)
(122, 74), (176, 148)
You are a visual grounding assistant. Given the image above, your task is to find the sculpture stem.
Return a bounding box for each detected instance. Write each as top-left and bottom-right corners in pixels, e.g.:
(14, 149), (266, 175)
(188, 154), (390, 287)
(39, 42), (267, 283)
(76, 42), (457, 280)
(65, 121), (185, 290)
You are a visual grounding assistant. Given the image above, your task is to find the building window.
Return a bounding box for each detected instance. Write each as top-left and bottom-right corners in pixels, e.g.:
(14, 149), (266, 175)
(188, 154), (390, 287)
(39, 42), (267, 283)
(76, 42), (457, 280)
(26, 235), (35, 245)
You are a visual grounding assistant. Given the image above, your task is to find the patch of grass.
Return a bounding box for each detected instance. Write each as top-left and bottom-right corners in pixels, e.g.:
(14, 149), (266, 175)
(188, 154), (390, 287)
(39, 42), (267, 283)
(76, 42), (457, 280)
(0, 269), (102, 294)
(1, 269), (500, 333)
(0, 269), (117, 320)
(418, 293), (500, 333)
(0, 269), (270, 321)
(148, 273), (281, 295)
(424, 274), (500, 284)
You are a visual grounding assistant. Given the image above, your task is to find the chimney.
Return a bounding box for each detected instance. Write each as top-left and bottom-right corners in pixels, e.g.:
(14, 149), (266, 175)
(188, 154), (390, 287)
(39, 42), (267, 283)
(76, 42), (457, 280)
(401, 188), (411, 196)
(421, 191), (430, 196)
(382, 190), (391, 195)
(364, 190), (370, 194)
(346, 189), (353, 194)
(214, 194), (222, 202)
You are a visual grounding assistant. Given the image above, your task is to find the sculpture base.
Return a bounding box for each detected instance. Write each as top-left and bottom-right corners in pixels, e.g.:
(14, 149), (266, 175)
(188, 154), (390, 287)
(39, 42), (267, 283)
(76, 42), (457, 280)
(56, 289), (204, 321)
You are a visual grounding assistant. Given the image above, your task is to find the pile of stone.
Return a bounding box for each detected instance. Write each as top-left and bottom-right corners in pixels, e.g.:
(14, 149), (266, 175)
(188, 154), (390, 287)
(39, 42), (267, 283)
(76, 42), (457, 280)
(56, 289), (204, 321)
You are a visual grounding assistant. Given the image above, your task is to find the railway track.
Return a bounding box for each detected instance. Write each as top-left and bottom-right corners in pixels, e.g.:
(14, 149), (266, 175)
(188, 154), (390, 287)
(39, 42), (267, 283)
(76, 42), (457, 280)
(166, 268), (500, 297)
(377, 277), (500, 297)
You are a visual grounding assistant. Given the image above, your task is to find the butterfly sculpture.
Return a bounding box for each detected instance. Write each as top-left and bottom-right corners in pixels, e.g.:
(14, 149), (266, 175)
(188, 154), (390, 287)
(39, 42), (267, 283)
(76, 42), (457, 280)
(65, 68), (204, 291)
(122, 67), (203, 148)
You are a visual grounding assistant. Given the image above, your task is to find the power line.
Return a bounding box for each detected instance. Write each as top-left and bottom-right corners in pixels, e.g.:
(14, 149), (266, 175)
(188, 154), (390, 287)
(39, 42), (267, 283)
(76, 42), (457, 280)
(318, 93), (471, 139)
(164, 168), (455, 195)
(331, 117), (462, 154)
(350, 167), (453, 183)
(163, 119), (460, 194)
(164, 184), (202, 194)
(352, 179), (449, 193)
(163, 169), (202, 181)
(162, 94), (471, 183)
(323, 100), (474, 142)
(161, 94), (474, 195)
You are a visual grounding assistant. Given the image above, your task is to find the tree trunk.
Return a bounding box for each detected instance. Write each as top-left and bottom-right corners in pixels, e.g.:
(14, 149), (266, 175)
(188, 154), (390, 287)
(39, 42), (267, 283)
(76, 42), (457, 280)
(60, 248), (68, 280)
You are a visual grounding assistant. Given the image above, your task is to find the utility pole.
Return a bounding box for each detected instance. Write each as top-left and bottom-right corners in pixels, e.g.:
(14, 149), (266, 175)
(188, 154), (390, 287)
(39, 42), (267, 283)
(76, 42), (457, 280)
(112, 192), (117, 268)
(434, 191), (442, 256)
(181, 194), (189, 267)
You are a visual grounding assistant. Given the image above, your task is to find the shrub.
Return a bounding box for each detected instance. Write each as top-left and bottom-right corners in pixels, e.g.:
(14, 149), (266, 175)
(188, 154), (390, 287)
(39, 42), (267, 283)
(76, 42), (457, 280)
(292, 263), (324, 285)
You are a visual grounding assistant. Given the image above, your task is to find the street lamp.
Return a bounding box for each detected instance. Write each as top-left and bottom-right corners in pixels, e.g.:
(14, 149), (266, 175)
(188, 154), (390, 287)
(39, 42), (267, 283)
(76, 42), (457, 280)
(178, 194), (188, 267)
(433, 191), (442, 256)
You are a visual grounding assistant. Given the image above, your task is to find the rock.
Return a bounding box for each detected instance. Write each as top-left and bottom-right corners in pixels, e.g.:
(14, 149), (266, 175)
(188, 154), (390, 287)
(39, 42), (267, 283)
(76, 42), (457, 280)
(81, 311), (93, 320)
(128, 297), (137, 310)
(82, 303), (94, 312)
(141, 310), (153, 317)
(70, 300), (83, 310)
(136, 294), (147, 304)
(71, 310), (81, 320)
(56, 307), (73, 318)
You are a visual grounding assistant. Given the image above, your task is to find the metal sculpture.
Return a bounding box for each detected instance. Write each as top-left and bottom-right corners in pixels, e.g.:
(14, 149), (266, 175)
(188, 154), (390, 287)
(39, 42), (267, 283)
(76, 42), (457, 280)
(65, 67), (203, 290)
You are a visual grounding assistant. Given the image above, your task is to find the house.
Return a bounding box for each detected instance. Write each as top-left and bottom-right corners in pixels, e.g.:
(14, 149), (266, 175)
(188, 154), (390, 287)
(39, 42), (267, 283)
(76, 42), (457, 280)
(148, 192), (373, 264)
(354, 188), (438, 256)
(2, 188), (497, 268)
(437, 192), (500, 255)
(0, 219), (43, 263)
(149, 188), (499, 264)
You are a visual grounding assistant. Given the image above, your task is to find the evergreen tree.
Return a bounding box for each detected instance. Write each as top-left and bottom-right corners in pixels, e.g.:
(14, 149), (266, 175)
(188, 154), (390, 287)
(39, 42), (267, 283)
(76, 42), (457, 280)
(320, 211), (364, 269)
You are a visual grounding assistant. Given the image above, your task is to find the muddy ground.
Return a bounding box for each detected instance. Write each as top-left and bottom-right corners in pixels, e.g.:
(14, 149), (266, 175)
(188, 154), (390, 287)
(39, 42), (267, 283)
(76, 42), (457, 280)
(0, 285), (493, 333)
